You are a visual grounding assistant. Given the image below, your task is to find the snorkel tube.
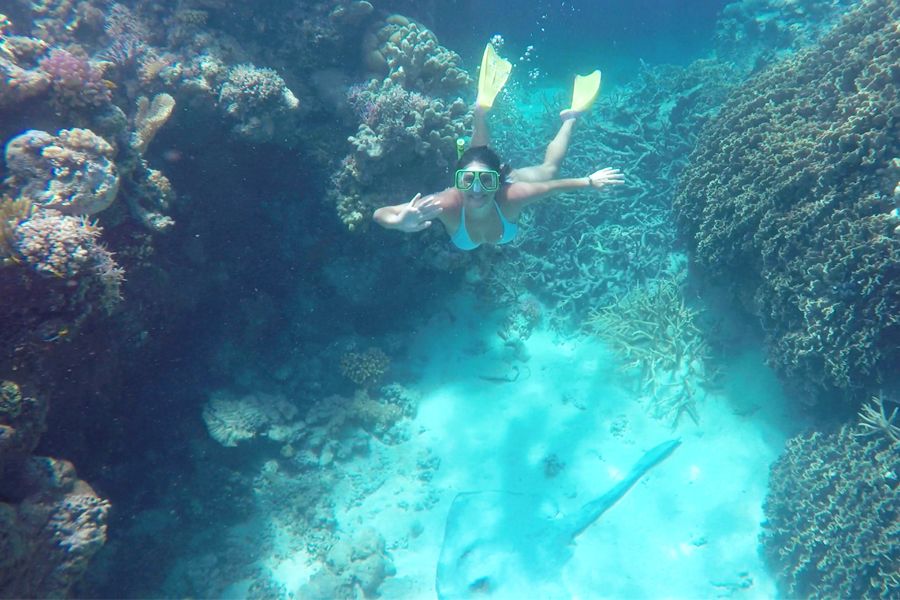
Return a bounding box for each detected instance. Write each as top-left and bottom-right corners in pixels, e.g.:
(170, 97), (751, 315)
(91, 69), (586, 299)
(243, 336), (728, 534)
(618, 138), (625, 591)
(456, 138), (466, 160)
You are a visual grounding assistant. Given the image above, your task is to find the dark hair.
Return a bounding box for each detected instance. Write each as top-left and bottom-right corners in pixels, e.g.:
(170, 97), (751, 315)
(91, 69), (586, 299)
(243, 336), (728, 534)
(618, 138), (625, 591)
(456, 145), (510, 179)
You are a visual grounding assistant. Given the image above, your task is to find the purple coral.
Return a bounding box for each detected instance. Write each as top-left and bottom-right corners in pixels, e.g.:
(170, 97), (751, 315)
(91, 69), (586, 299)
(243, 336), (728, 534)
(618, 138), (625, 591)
(38, 48), (112, 109)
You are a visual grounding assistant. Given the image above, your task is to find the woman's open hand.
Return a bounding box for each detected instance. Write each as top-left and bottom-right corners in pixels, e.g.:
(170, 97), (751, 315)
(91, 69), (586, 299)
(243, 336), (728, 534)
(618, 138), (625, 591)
(396, 193), (442, 232)
(587, 168), (624, 189)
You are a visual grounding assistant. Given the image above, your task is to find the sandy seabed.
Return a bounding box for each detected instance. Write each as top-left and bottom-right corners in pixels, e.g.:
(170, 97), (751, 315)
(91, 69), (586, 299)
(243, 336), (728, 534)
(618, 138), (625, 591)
(228, 293), (795, 599)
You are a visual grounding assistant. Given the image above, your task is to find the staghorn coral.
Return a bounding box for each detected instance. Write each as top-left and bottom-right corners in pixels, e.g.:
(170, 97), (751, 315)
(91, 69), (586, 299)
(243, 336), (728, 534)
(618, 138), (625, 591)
(332, 77), (468, 229)
(855, 392), (900, 443)
(340, 347), (390, 387)
(362, 14), (471, 96)
(674, 0), (900, 399)
(760, 425), (899, 599)
(5, 128), (119, 215)
(586, 276), (713, 427)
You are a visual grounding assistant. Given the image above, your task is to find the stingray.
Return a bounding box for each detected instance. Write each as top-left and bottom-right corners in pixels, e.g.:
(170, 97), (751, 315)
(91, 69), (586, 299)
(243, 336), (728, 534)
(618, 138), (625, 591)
(435, 439), (680, 599)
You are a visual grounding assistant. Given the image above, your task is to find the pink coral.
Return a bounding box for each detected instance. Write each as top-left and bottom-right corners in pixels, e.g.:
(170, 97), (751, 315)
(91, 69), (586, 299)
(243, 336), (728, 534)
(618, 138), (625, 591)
(38, 48), (111, 109)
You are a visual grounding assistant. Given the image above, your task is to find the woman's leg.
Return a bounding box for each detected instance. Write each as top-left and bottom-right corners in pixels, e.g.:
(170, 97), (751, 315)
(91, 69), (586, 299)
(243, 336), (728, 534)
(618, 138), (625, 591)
(510, 118), (576, 182)
(471, 105), (491, 147)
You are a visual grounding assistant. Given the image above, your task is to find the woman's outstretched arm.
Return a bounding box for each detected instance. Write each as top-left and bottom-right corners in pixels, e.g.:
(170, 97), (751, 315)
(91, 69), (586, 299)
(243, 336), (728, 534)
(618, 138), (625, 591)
(506, 168), (624, 207)
(373, 192), (444, 232)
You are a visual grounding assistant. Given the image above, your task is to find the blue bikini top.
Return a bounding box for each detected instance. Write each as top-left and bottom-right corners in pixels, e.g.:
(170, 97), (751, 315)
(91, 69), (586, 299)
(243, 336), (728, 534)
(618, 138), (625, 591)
(450, 200), (518, 251)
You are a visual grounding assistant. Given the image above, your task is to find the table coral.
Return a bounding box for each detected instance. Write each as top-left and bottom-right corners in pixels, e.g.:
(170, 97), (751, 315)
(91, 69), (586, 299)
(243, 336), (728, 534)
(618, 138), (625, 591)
(761, 423), (899, 598)
(5, 128), (119, 215)
(674, 0), (900, 398)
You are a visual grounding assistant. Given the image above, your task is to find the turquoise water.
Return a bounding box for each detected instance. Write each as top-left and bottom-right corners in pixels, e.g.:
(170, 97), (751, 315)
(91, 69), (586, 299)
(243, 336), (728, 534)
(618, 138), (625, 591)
(0, 1), (896, 599)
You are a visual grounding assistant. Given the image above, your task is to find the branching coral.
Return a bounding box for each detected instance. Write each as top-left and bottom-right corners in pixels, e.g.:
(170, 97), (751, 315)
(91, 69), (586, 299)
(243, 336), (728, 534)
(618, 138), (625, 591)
(761, 425), (899, 599)
(714, 0), (856, 73)
(483, 58), (738, 329)
(855, 392), (900, 443)
(674, 0), (900, 399)
(585, 276), (713, 427)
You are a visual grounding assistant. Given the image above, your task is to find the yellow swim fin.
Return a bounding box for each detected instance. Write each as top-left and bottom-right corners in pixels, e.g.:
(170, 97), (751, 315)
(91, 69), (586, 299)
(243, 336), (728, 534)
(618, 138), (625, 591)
(476, 43), (512, 109)
(569, 70), (602, 114)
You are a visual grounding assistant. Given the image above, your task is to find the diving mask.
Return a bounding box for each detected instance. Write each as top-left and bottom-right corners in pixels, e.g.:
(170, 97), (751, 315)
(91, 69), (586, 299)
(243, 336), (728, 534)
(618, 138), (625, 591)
(455, 169), (500, 192)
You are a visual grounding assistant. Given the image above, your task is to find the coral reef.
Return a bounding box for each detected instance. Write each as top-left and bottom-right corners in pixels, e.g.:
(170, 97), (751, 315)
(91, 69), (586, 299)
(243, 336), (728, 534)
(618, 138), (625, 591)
(5, 128), (119, 215)
(332, 76), (468, 230)
(761, 424), (899, 598)
(330, 13), (470, 231)
(586, 276), (713, 427)
(120, 93), (177, 231)
(38, 47), (112, 112)
(362, 14), (471, 95)
(218, 63), (299, 141)
(0, 381), (110, 598)
(714, 0), (855, 73)
(0, 198), (124, 353)
(299, 528), (396, 599)
(674, 0), (900, 399)
(485, 59), (738, 328)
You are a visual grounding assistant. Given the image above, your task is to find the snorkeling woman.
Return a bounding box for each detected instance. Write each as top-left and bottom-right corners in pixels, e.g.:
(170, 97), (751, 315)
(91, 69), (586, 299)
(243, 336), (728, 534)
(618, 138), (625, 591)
(373, 44), (624, 249)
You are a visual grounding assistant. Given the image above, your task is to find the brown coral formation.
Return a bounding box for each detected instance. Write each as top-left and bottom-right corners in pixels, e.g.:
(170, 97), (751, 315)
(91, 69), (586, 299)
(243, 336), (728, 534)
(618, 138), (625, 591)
(760, 424), (899, 598)
(0, 381), (110, 598)
(674, 0), (900, 399)
(362, 14), (471, 95)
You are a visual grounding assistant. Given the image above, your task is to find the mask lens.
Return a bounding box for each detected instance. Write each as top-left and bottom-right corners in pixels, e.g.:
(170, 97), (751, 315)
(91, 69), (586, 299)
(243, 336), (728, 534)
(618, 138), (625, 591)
(456, 170), (476, 190)
(478, 171), (499, 191)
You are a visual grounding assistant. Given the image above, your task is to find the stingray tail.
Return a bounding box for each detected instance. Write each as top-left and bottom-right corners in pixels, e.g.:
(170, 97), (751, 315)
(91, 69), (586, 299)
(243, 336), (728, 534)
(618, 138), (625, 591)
(570, 439), (681, 538)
